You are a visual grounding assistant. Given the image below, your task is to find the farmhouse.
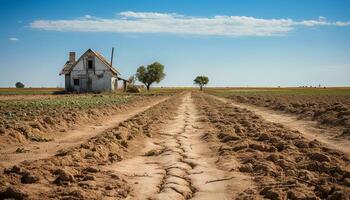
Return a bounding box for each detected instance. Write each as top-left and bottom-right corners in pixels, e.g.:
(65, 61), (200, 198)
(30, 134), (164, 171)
(60, 49), (129, 92)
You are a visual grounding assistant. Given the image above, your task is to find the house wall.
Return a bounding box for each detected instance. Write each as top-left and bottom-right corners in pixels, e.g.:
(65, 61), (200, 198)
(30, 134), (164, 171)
(65, 74), (72, 91)
(111, 77), (118, 91)
(69, 53), (117, 92)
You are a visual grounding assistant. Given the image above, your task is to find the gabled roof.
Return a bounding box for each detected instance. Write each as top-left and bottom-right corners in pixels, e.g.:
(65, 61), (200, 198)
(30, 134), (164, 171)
(60, 49), (120, 75)
(60, 61), (74, 75)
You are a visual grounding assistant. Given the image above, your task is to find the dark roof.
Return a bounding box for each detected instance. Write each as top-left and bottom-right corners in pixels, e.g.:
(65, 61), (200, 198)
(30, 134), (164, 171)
(60, 49), (120, 75)
(117, 77), (130, 82)
(60, 61), (74, 75)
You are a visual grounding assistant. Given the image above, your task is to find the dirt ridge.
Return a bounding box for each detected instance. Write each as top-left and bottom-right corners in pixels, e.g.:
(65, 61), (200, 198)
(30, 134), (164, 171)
(0, 94), (182, 199)
(193, 92), (350, 199)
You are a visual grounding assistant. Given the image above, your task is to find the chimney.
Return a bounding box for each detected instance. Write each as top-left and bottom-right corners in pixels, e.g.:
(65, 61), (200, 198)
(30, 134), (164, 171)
(110, 47), (114, 67)
(69, 52), (76, 63)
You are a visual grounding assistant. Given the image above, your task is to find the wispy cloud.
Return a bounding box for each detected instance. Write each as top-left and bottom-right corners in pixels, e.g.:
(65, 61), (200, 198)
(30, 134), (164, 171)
(9, 37), (19, 41)
(119, 11), (182, 19)
(30, 11), (350, 37)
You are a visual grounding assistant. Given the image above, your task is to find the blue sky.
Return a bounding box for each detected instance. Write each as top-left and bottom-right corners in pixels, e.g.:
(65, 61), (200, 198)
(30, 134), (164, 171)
(1, 0), (350, 87)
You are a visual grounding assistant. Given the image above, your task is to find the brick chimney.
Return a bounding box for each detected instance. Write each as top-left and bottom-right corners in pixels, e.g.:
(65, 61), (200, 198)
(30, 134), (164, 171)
(69, 52), (76, 63)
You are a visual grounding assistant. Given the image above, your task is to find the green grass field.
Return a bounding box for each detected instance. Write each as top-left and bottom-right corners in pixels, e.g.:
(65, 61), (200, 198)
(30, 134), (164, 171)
(205, 87), (350, 96)
(2, 87), (350, 96)
(0, 88), (64, 95)
(0, 87), (184, 112)
(0, 87), (188, 95)
(0, 94), (136, 111)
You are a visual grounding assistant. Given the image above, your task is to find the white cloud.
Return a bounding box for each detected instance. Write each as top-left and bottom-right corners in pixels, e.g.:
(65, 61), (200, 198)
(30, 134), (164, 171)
(84, 15), (92, 19)
(9, 37), (19, 41)
(298, 16), (330, 26)
(119, 11), (182, 19)
(335, 21), (350, 26)
(29, 11), (350, 37)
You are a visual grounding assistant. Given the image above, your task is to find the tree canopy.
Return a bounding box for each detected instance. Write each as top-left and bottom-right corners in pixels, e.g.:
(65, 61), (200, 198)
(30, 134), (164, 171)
(194, 76), (209, 91)
(15, 82), (25, 88)
(136, 62), (165, 91)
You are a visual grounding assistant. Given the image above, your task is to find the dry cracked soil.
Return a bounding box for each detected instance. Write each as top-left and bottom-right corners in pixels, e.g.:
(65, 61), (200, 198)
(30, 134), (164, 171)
(1, 92), (350, 200)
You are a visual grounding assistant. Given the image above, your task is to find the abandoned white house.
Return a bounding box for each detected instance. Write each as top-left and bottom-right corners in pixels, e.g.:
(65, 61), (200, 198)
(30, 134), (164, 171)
(60, 49), (129, 92)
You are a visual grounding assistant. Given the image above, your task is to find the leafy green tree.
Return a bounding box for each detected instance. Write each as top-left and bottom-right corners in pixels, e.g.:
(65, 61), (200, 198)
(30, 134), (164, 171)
(194, 76), (209, 91)
(15, 82), (25, 88)
(136, 62), (166, 91)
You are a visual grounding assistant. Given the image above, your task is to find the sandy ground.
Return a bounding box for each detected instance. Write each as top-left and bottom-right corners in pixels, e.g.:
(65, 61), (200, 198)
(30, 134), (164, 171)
(109, 93), (254, 199)
(0, 97), (168, 168)
(211, 95), (350, 157)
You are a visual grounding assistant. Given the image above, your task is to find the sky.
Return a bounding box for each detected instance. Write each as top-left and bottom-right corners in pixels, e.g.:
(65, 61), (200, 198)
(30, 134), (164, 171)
(1, 0), (350, 87)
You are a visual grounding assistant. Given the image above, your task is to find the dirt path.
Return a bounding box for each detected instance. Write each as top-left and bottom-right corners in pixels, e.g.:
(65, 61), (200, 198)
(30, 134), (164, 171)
(211, 95), (350, 155)
(110, 93), (253, 200)
(0, 97), (168, 168)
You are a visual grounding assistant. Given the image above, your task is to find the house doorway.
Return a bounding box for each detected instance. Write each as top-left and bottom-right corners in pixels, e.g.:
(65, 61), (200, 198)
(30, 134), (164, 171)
(87, 78), (92, 92)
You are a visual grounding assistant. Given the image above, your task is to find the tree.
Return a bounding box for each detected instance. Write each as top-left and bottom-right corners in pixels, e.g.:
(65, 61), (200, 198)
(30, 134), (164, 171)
(15, 82), (25, 88)
(194, 76), (209, 91)
(136, 62), (165, 91)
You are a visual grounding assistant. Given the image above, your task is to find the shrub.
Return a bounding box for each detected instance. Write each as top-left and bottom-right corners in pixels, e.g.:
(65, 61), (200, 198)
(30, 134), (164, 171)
(126, 85), (140, 93)
(15, 82), (25, 88)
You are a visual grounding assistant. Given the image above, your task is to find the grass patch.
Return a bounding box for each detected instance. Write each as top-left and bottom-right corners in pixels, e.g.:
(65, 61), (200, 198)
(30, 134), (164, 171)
(0, 93), (139, 124)
(0, 94), (133, 111)
(0, 88), (64, 95)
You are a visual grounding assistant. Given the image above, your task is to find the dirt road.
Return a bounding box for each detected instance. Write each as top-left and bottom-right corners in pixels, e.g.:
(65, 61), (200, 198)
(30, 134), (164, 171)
(111, 93), (254, 199)
(0, 97), (168, 168)
(211, 95), (350, 156)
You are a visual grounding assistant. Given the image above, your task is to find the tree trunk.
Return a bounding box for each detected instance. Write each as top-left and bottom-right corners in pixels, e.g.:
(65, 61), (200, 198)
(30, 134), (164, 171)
(146, 84), (150, 91)
(200, 85), (203, 91)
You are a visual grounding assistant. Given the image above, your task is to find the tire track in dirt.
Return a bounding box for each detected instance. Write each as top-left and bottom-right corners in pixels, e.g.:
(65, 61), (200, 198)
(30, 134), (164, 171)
(210, 94), (350, 156)
(110, 93), (254, 199)
(0, 97), (168, 168)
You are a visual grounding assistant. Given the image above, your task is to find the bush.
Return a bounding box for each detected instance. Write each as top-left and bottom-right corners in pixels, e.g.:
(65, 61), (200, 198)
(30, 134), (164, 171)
(126, 85), (140, 93)
(15, 82), (25, 88)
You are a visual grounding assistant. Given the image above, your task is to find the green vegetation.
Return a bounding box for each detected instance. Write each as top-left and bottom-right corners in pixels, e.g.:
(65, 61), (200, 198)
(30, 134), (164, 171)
(136, 62), (166, 91)
(0, 94), (134, 111)
(15, 82), (25, 88)
(0, 88), (64, 95)
(2, 87), (349, 96)
(0, 94), (140, 130)
(0, 88), (183, 121)
(206, 87), (350, 96)
(194, 76), (209, 91)
(126, 85), (141, 93)
(133, 87), (190, 95)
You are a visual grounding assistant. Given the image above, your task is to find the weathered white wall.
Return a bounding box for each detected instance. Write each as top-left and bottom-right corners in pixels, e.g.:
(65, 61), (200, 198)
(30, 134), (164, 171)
(69, 54), (117, 92)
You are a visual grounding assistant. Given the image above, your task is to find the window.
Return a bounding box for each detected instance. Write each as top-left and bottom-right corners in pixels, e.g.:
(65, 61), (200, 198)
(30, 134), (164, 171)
(73, 79), (79, 86)
(88, 60), (93, 69)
